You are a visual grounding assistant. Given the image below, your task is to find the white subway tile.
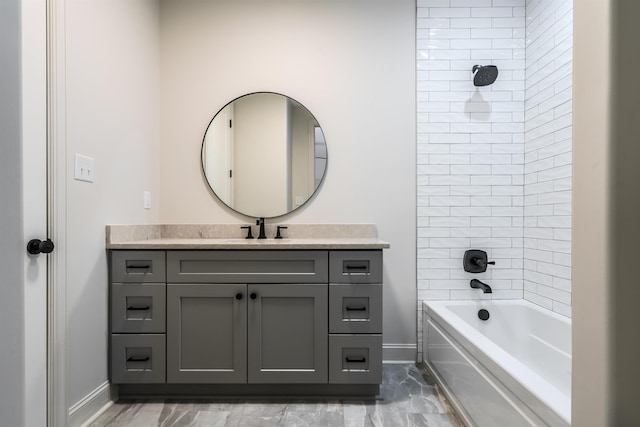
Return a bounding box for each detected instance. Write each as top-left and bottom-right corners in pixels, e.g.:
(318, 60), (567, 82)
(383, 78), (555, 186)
(420, 290), (451, 300)
(429, 28), (471, 39)
(536, 284), (571, 305)
(552, 301), (571, 317)
(451, 144), (492, 154)
(524, 291), (553, 310)
(430, 174), (470, 185)
(419, 185), (450, 195)
(553, 228), (572, 241)
(418, 244), (451, 256)
(451, 39), (492, 49)
(470, 217), (512, 227)
(430, 216), (471, 227)
(430, 279), (472, 290)
(491, 206), (523, 216)
(471, 7), (513, 18)
(451, 206), (492, 216)
(553, 276), (572, 292)
(451, 185), (492, 195)
(419, 227), (451, 237)
(430, 195), (471, 206)
(471, 28), (514, 39)
(451, 227), (492, 238)
(450, 0), (491, 6)
(418, 18), (451, 29)
(554, 203), (572, 215)
(451, 164), (492, 174)
(429, 8), (471, 18)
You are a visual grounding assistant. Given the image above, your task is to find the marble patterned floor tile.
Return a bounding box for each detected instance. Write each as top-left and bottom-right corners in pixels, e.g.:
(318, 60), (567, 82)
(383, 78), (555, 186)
(88, 364), (463, 427)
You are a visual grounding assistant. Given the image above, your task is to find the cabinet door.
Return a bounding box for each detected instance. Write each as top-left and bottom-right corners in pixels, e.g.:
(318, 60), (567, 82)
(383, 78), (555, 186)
(167, 284), (247, 383)
(248, 284), (328, 383)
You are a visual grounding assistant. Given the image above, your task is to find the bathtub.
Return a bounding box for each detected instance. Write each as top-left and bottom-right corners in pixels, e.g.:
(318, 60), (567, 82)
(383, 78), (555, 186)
(422, 300), (571, 426)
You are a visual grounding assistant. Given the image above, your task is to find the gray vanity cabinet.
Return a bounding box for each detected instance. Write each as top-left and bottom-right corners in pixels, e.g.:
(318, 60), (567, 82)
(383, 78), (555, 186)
(166, 283), (247, 383)
(110, 251), (167, 384)
(247, 283), (327, 383)
(166, 250), (329, 385)
(109, 248), (383, 395)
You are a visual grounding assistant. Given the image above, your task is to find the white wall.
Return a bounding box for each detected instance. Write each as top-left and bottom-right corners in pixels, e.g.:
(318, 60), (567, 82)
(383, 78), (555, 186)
(416, 0), (527, 359)
(64, 0), (161, 412)
(574, 1), (640, 424)
(159, 0), (417, 360)
(523, 0), (573, 317)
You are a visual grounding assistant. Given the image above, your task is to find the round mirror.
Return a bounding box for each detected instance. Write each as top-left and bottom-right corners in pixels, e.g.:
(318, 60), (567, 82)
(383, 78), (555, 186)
(201, 92), (328, 218)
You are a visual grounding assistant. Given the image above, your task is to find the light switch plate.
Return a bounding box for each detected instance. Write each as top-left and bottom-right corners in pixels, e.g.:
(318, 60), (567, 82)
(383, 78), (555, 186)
(144, 191), (151, 209)
(74, 154), (95, 182)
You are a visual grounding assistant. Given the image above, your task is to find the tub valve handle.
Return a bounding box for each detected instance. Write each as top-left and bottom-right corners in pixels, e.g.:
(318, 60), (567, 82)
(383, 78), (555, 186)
(463, 249), (494, 273)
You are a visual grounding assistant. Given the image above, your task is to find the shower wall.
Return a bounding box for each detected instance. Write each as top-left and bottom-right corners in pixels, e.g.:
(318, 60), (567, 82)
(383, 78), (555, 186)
(416, 0), (573, 358)
(416, 0), (526, 359)
(523, 0), (573, 317)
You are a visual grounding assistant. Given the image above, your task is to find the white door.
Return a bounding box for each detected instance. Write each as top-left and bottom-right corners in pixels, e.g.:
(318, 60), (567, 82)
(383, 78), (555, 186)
(22, 0), (49, 425)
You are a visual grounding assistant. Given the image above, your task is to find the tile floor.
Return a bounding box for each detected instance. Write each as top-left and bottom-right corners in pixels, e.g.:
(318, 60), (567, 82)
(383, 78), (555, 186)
(88, 364), (463, 427)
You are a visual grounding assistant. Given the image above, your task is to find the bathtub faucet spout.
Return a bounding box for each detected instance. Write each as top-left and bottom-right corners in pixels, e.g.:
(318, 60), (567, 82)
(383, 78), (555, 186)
(470, 279), (492, 293)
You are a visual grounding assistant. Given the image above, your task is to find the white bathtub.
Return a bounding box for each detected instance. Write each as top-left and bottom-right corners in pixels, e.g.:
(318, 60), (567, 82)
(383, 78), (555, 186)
(423, 300), (571, 426)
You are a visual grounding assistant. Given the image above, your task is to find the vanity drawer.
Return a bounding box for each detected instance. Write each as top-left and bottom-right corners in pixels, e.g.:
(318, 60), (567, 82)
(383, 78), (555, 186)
(329, 284), (382, 334)
(111, 251), (166, 283)
(167, 251), (329, 283)
(329, 251), (382, 284)
(111, 334), (166, 384)
(328, 335), (382, 384)
(112, 283), (166, 333)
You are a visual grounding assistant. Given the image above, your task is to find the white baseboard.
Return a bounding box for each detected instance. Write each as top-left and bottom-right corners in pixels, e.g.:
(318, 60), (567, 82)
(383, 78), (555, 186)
(68, 381), (112, 427)
(383, 343), (417, 363)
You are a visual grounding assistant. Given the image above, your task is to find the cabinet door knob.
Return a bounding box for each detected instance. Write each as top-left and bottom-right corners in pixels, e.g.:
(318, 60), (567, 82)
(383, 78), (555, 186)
(250, 292), (257, 300)
(235, 293), (243, 300)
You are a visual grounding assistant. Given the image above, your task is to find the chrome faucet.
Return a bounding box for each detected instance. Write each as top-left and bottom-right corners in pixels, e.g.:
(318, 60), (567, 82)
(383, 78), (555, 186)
(470, 279), (492, 294)
(256, 217), (267, 239)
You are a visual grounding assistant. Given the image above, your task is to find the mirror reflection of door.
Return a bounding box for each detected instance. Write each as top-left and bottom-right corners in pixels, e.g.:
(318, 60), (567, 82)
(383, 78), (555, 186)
(203, 103), (233, 206)
(233, 93), (288, 217)
(314, 126), (327, 189)
(202, 93), (327, 218)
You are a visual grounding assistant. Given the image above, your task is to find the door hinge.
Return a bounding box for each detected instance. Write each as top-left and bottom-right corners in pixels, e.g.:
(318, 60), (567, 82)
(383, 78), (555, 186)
(229, 119), (232, 128)
(229, 170), (233, 178)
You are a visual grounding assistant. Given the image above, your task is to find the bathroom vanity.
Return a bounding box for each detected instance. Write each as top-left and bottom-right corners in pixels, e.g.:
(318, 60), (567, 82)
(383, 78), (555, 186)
(106, 224), (389, 398)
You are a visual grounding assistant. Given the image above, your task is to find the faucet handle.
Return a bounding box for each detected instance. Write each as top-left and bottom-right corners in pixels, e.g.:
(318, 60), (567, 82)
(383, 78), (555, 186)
(463, 249), (494, 273)
(275, 226), (288, 239)
(241, 225), (254, 239)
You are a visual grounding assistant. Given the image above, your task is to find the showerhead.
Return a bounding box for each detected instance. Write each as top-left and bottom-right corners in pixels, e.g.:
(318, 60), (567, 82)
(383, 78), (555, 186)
(472, 65), (498, 87)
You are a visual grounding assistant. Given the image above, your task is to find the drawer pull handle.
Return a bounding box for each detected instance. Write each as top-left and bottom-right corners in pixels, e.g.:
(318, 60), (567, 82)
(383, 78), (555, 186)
(345, 306), (367, 311)
(345, 265), (368, 270)
(126, 306), (151, 311)
(345, 357), (366, 363)
(126, 265), (151, 269)
(127, 356), (150, 362)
